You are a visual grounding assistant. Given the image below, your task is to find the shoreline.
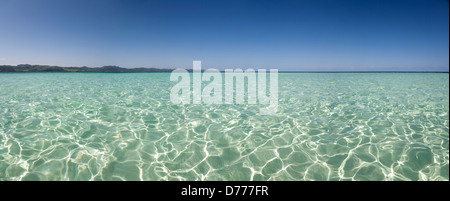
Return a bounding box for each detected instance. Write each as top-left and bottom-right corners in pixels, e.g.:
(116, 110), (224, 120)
(0, 71), (448, 73)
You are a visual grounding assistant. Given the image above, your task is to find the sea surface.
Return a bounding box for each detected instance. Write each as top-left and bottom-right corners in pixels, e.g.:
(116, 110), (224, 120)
(0, 72), (448, 181)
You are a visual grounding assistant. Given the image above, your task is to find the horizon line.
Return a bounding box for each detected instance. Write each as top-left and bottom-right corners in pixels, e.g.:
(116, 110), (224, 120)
(1, 64), (448, 73)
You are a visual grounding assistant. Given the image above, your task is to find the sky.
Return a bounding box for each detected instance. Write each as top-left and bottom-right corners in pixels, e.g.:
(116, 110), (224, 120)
(0, 0), (448, 71)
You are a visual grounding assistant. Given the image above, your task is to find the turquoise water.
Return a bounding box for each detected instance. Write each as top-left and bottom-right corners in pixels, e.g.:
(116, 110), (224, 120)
(0, 72), (448, 181)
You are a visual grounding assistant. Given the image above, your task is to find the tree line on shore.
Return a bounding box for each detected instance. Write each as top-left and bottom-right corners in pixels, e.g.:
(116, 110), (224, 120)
(0, 64), (174, 72)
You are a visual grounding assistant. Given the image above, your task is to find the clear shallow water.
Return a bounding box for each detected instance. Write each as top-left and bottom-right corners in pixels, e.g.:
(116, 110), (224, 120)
(0, 72), (448, 181)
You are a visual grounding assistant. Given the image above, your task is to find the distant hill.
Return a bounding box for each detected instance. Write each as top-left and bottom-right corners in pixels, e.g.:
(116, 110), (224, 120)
(0, 64), (174, 72)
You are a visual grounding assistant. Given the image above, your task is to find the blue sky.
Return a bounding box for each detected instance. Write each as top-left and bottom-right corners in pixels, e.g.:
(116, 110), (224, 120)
(0, 0), (448, 71)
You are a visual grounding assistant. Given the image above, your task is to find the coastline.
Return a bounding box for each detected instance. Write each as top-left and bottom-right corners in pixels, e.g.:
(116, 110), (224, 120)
(0, 65), (448, 74)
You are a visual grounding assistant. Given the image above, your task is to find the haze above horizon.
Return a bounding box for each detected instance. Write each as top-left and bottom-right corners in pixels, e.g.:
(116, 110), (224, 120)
(0, 0), (448, 71)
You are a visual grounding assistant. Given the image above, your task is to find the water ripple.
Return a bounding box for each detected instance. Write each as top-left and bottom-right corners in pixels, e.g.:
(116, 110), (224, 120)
(0, 73), (448, 181)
